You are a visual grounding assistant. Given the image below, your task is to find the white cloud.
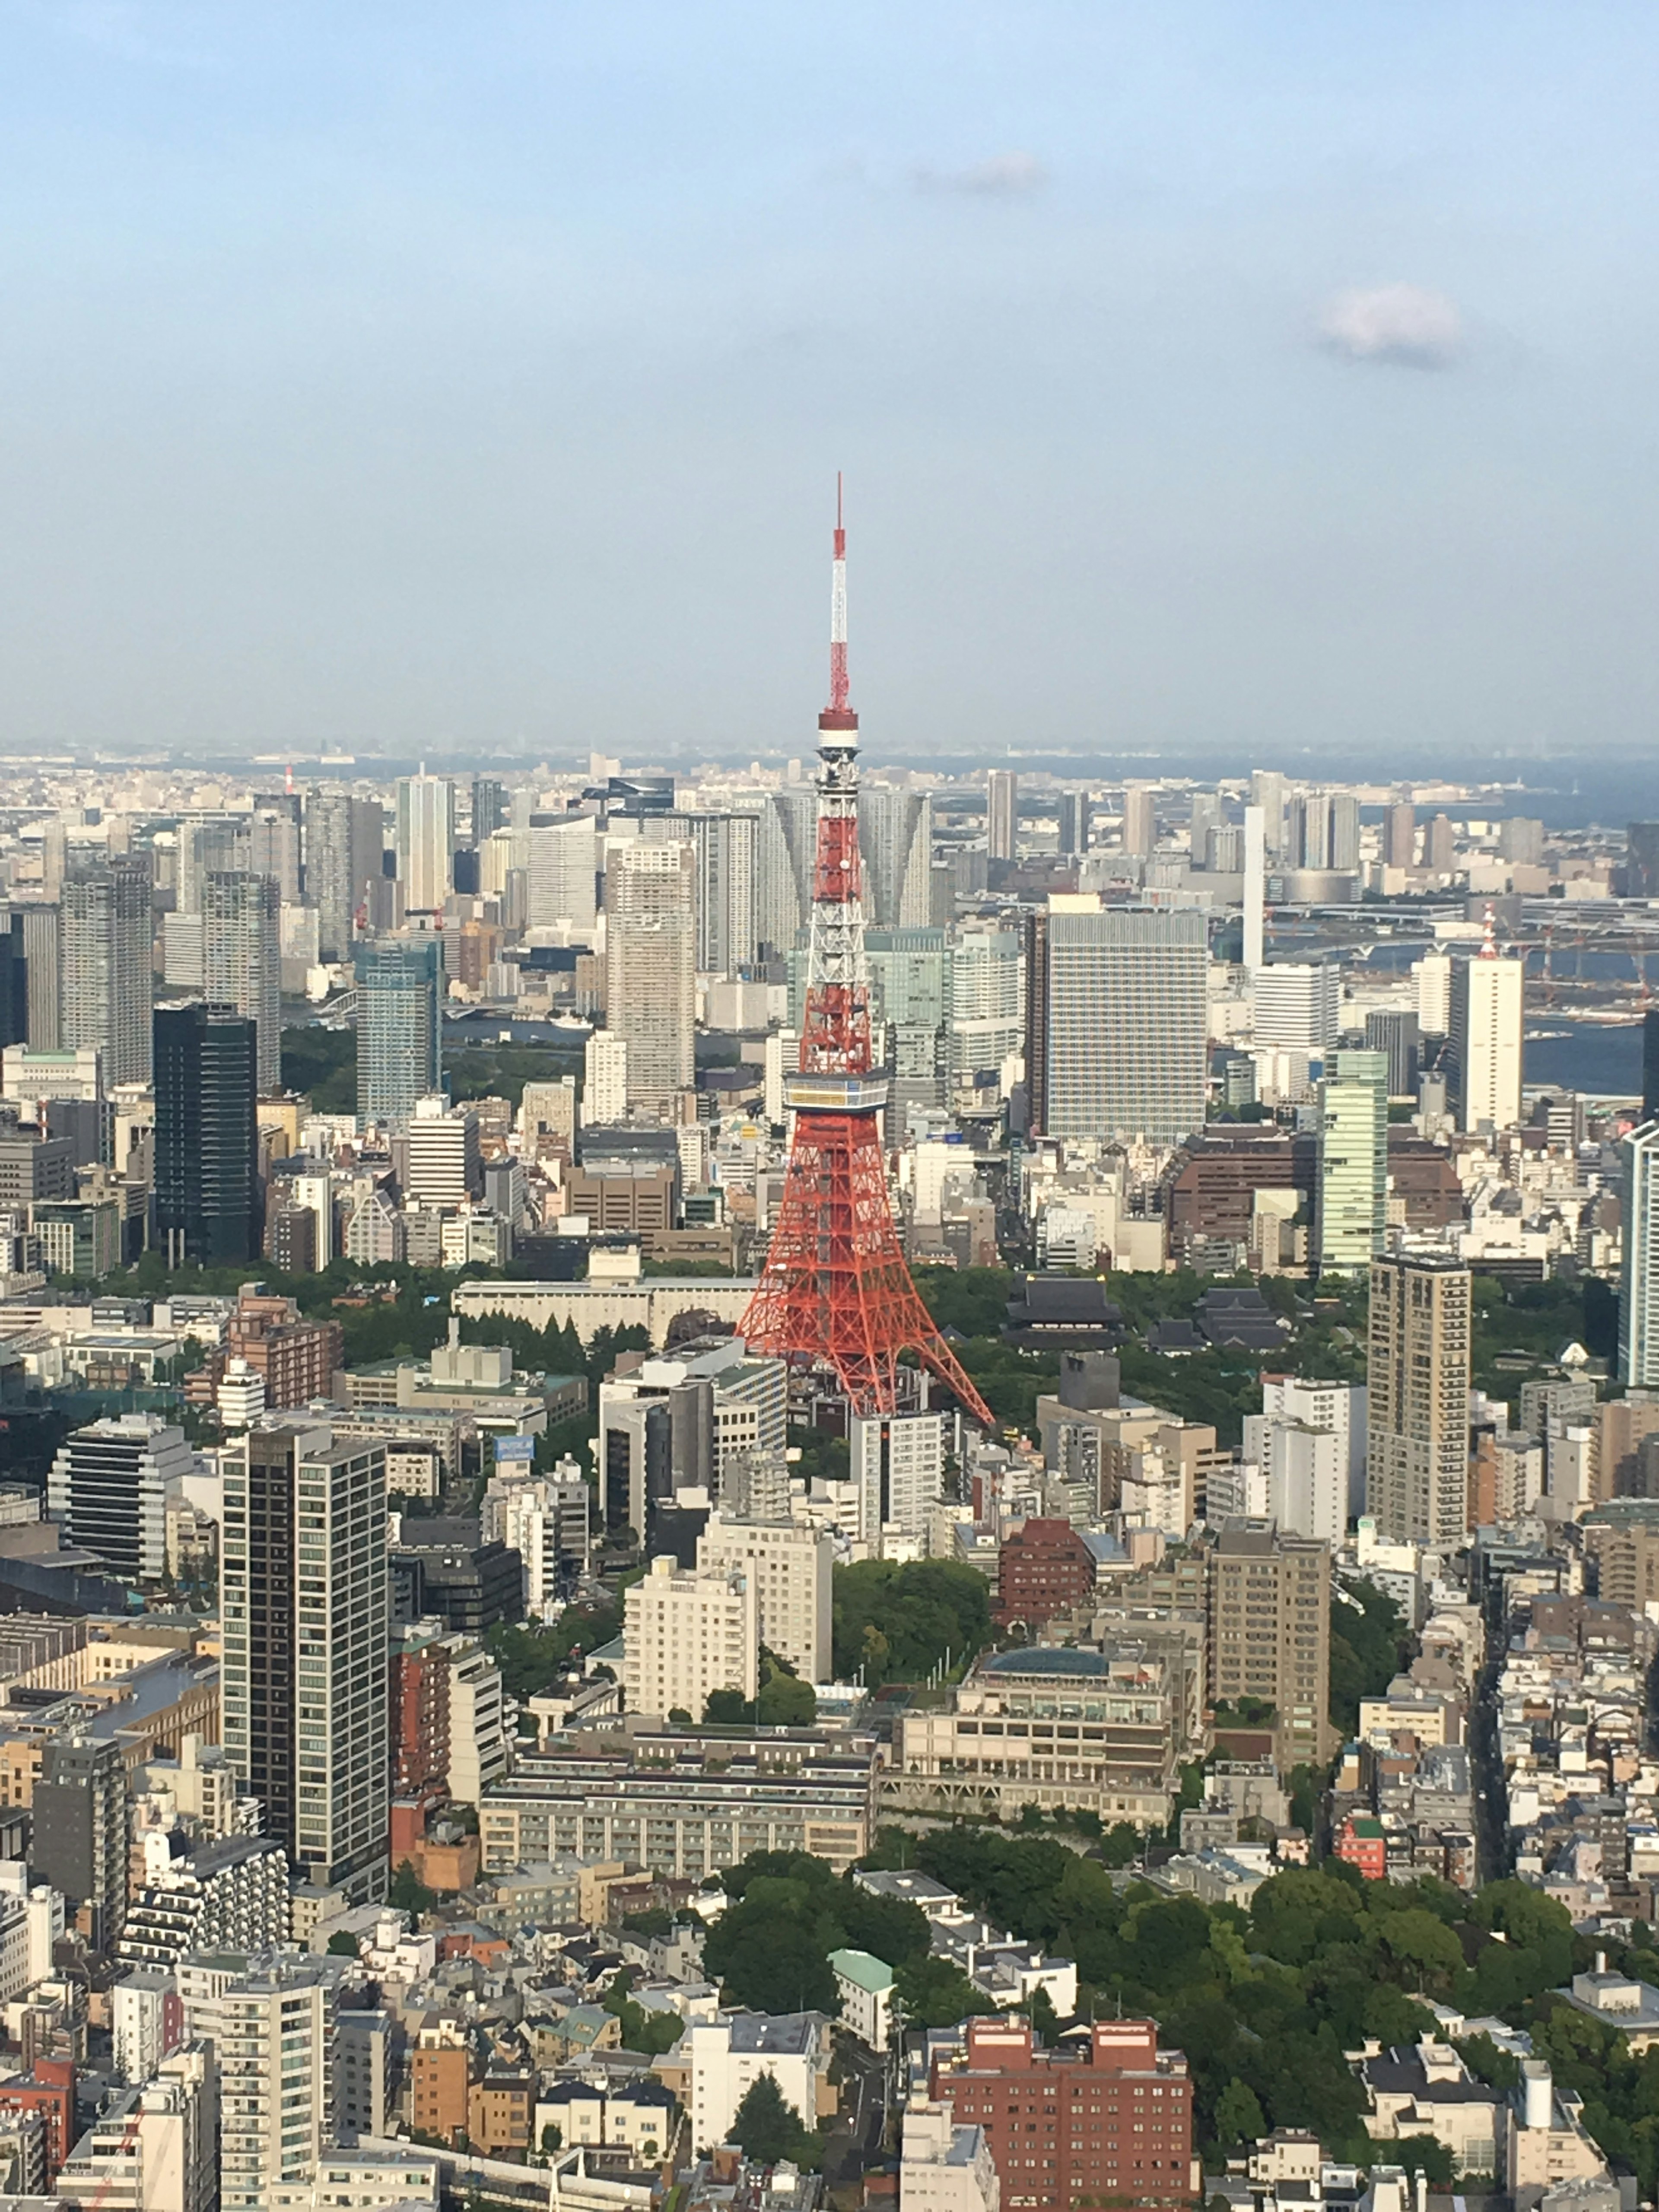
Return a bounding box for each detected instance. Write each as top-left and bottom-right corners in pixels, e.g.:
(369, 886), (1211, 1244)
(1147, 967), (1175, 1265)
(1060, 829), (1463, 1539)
(1318, 283), (1463, 369)
(915, 152), (1048, 196)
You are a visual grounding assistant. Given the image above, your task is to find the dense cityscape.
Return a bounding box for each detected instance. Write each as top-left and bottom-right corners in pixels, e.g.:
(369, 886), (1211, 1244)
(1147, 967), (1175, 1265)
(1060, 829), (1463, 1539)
(0, 489), (1655, 2212)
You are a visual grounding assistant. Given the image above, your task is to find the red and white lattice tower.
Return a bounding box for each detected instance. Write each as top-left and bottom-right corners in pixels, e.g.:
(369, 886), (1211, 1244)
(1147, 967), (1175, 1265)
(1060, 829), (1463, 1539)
(739, 483), (994, 1428)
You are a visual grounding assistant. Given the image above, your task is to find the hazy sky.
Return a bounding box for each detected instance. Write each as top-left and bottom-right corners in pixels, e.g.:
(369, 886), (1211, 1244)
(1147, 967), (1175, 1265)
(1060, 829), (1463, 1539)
(3, 1), (1659, 764)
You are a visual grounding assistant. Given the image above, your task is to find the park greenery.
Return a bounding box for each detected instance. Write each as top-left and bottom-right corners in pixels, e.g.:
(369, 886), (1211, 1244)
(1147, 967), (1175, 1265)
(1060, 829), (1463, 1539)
(831, 1558), (993, 1688)
(707, 1830), (1659, 2178)
(280, 1023), (585, 1115)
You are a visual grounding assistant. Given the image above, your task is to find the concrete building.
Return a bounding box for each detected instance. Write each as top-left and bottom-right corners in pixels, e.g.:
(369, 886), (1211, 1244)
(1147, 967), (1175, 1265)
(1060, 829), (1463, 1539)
(1367, 1253), (1473, 1546)
(60, 862), (152, 1089)
(606, 840), (696, 1116)
(685, 2010), (828, 2155)
(1256, 1375), (1366, 1518)
(851, 1410), (947, 1551)
(48, 1413), (189, 1585)
(900, 2101), (1000, 2212)
(1205, 1521), (1335, 1767)
(1449, 944), (1524, 1135)
(1253, 963), (1341, 1055)
(833, 1949), (896, 2050)
(395, 769), (455, 914)
(178, 1950), (337, 2212)
(1317, 1048), (1387, 1276)
(697, 1515), (833, 1684)
(305, 789), (384, 961)
(221, 1425), (390, 1904)
(583, 1030), (629, 1126)
(527, 813), (599, 933)
(203, 871), (282, 1095)
(1039, 906), (1207, 1146)
(986, 770), (1017, 862)
(116, 1835), (290, 1971)
(32, 1735), (127, 1951)
(1255, 1421), (1346, 1546)
(622, 1555), (759, 1720)
(52, 2042), (217, 2212)
(1621, 1122), (1659, 1388)
(406, 1095), (483, 1207)
(482, 1467), (591, 1619)
(356, 938), (442, 1130)
(928, 2015), (1194, 2212)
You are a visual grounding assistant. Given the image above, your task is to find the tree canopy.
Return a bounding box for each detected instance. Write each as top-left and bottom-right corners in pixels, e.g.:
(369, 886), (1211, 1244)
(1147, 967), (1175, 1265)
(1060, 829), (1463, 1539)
(831, 1558), (992, 1686)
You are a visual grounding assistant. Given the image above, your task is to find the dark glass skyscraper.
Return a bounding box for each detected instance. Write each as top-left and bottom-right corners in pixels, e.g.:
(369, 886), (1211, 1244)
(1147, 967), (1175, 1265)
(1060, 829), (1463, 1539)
(154, 1001), (259, 1265)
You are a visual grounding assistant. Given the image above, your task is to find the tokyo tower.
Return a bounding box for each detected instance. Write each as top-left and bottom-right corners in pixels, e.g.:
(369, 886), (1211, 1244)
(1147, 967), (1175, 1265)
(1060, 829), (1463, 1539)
(739, 483), (995, 1430)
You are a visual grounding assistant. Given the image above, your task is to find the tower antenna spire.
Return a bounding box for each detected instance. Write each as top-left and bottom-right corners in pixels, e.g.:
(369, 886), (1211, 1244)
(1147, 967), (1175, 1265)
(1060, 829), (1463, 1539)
(738, 479), (993, 1430)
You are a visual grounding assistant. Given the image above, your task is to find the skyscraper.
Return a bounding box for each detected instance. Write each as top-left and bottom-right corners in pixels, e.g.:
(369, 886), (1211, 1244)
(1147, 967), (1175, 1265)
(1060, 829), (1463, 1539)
(986, 769), (1017, 861)
(1448, 939), (1523, 1133)
(526, 814), (598, 932)
(154, 1002), (259, 1265)
(1645, 1011), (1659, 1125)
(1385, 800), (1417, 870)
(1252, 962), (1341, 1052)
(203, 871), (281, 1094)
(859, 789), (934, 928)
(1628, 821), (1659, 899)
(304, 790), (383, 960)
(583, 1029), (628, 1125)
(470, 775), (509, 842)
(175, 820), (246, 915)
(1057, 789), (1090, 858)
(1364, 1009), (1422, 1099)
(394, 768), (455, 913)
(1316, 1049), (1387, 1275)
(1204, 1522), (1335, 1767)
(221, 1424), (389, 1903)
(1242, 805), (1265, 973)
(1366, 1252), (1472, 1545)
(248, 793), (302, 903)
(605, 840), (695, 1115)
(1121, 782), (1156, 858)
(61, 861), (152, 1087)
(18, 905), (60, 1046)
(0, 913), (25, 1050)
(1621, 1122), (1659, 1387)
(949, 925), (1023, 1085)
(645, 812), (759, 973)
(356, 938), (442, 1128)
(1041, 906), (1207, 1145)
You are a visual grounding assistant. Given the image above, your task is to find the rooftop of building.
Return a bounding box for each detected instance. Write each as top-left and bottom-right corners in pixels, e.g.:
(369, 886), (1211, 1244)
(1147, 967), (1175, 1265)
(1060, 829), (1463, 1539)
(829, 1948), (896, 1996)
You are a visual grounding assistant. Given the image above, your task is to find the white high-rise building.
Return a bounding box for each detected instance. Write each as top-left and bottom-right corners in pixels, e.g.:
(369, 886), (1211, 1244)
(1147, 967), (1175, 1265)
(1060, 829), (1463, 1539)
(1415, 949), (1452, 1037)
(394, 768), (455, 914)
(902, 2102), (1000, 2212)
(622, 1555), (759, 1720)
(606, 841), (696, 1114)
(648, 812), (759, 972)
(61, 861), (153, 1088)
(851, 1411), (947, 1551)
(482, 1466), (590, 1618)
(1252, 962), (1341, 1053)
(698, 1515), (834, 1684)
(52, 2042), (218, 2212)
(1448, 947), (1523, 1134)
(444, 1637), (509, 1805)
(584, 1030), (628, 1125)
(1242, 804), (1265, 972)
(1258, 1374), (1367, 1518)
(203, 871), (282, 1095)
(1248, 1419), (1346, 1545)
(527, 814), (598, 933)
(1621, 1122), (1659, 1387)
(948, 926), (1023, 1084)
(1041, 906), (1208, 1145)
(405, 1095), (481, 1206)
(178, 1951), (336, 2211)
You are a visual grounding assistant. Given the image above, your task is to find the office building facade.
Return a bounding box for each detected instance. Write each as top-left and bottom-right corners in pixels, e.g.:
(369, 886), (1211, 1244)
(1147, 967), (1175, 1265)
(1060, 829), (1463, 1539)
(394, 769), (455, 913)
(202, 870), (282, 1094)
(1621, 1123), (1659, 1388)
(221, 1426), (390, 1903)
(154, 1002), (259, 1266)
(356, 938), (442, 1128)
(1042, 907), (1207, 1145)
(986, 771), (1017, 861)
(1205, 1520), (1335, 1767)
(304, 790), (384, 961)
(60, 862), (152, 1088)
(1448, 948), (1524, 1134)
(1366, 1253), (1473, 1545)
(48, 1414), (191, 1585)
(32, 1735), (127, 1952)
(1316, 1048), (1388, 1275)
(605, 840), (695, 1115)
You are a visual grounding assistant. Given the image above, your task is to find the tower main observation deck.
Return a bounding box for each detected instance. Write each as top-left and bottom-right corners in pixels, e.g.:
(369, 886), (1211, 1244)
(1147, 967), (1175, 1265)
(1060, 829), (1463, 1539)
(738, 486), (995, 1430)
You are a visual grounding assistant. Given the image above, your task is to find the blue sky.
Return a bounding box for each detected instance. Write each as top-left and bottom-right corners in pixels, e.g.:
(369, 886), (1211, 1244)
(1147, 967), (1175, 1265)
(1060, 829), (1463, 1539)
(1, 1), (1658, 762)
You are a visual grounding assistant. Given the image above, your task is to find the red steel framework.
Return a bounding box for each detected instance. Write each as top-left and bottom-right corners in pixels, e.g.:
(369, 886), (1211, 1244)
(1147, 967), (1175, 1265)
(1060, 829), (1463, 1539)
(740, 484), (995, 1429)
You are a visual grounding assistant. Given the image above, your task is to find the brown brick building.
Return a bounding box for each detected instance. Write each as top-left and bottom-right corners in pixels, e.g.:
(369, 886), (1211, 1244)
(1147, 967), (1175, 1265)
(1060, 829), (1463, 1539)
(227, 1291), (343, 1409)
(1164, 1131), (1316, 1261)
(995, 1519), (1096, 1630)
(410, 2045), (469, 2146)
(390, 1623), (451, 1801)
(930, 2016), (1195, 2211)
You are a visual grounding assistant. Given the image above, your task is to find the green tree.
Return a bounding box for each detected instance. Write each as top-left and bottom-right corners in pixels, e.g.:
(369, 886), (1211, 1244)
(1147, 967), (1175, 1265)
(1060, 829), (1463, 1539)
(894, 1955), (999, 2032)
(327, 1931), (360, 1958)
(1391, 2136), (1455, 2186)
(757, 1670), (817, 1726)
(728, 2073), (819, 2167)
(389, 1859), (435, 1916)
(1214, 2079), (1266, 2145)
(704, 1688), (753, 1726)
